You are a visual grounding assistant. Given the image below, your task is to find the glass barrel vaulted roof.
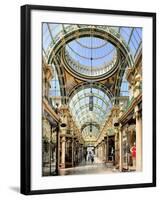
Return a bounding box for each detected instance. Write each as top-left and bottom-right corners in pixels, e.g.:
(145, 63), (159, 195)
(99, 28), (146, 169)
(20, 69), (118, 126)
(43, 23), (142, 141)
(69, 87), (112, 141)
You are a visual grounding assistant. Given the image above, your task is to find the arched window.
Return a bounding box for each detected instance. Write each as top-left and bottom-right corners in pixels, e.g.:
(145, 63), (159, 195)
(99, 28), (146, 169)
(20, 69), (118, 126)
(120, 74), (129, 97)
(49, 64), (61, 108)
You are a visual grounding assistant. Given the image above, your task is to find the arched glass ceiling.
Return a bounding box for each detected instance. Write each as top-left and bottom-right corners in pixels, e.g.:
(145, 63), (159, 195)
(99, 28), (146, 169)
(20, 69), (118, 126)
(65, 37), (117, 76)
(82, 126), (99, 141)
(42, 23), (142, 61)
(69, 87), (112, 140)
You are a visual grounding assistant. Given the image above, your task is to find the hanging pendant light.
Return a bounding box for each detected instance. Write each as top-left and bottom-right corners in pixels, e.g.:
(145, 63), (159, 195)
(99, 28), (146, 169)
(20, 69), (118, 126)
(54, 72), (59, 113)
(89, 28), (93, 111)
(88, 28), (94, 138)
(90, 123), (92, 132)
(90, 122), (92, 137)
(89, 88), (93, 111)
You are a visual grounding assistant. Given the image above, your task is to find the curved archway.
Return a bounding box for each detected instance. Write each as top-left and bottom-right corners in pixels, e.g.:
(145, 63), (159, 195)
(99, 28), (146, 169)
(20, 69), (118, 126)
(46, 26), (133, 83)
(68, 81), (113, 101)
(48, 26), (133, 67)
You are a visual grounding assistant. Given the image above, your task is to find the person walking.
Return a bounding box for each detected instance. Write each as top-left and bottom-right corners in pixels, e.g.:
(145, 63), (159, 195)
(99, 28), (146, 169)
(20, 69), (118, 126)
(91, 154), (94, 164)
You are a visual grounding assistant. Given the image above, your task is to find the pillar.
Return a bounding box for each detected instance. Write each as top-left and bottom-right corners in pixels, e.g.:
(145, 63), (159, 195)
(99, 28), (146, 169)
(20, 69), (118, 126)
(71, 138), (74, 167)
(106, 136), (109, 162)
(119, 125), (123, 172)
(133, 73), (141, 98)
(101, 141), (105, 161)
(100, 143), (102, 160)
(98, 144), (100, 159)
(57, 126), (60, 171)
(61, 136), (66, 168)
(104, 142), (106, 161)
(115, 129), (119, 166)
(135, 105), (142, 171)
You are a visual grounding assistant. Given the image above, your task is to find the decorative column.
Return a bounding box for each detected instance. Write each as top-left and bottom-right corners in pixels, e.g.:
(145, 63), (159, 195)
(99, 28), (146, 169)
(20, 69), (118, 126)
(119, 125), (123, 172)
(135, 105), (142, 171)
(60, 126), (67, 169)
(133, 73), (141, 98)
(104, 137), (107, 162)
(101, 140), (105, 161)
(57, 126), (61, 171)
(49, 124), (52, 174)
(100, 143), (102, 160)
(61, 135), (66, 169)
(106, 136), (109, 162)
(99, 144), (101, 159)
(43, 64), (54, 99)
(114, 128), (119, 166)
(42, 118), (50, 165)
(101, 143), (103, 160)
(71, 133), (74, 167)
(97, 144), (100, 158)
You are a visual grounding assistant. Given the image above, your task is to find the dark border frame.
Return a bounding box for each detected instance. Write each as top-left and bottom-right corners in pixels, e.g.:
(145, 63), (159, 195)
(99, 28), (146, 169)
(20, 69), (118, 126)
(21, 4), (156, 195)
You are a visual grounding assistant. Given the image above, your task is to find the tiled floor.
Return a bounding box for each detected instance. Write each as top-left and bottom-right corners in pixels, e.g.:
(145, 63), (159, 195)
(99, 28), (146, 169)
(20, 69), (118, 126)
(59, 157), (117, 176)
(42, 157), (136, 176)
